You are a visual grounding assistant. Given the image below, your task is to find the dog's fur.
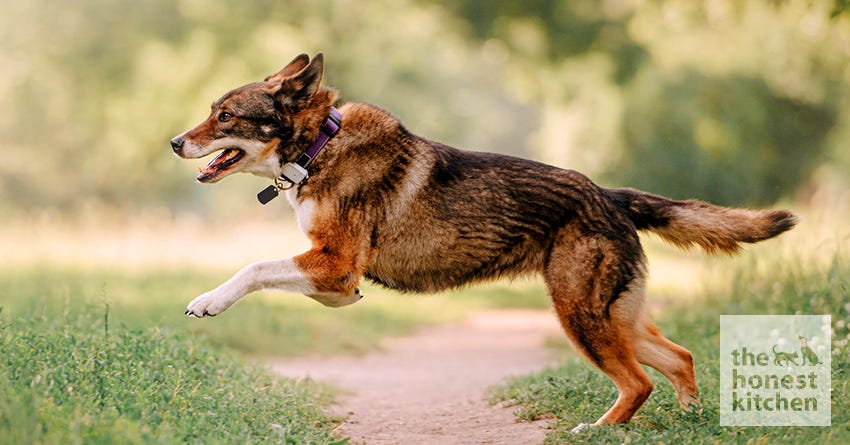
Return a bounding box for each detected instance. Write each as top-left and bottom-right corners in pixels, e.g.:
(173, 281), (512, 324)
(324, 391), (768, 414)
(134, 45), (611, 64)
(171, 53), (797, 430)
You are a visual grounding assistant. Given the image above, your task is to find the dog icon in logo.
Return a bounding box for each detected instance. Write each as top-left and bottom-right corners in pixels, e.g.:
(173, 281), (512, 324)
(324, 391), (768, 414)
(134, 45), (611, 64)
(799, 336), (822, 365)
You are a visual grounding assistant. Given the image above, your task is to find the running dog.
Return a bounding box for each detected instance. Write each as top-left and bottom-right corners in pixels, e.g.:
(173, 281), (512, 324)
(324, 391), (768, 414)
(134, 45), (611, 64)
(170, 53), (797, 431)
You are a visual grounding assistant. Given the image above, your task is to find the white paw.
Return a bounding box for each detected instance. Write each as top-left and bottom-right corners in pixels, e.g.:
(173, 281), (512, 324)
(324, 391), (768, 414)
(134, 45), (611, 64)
(185, 290), (233, 318)
(571, 423), (594, 433)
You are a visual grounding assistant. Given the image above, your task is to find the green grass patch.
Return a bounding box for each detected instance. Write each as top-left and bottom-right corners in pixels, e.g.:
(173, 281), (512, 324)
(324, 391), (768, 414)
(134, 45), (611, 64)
(490, 251), (850, 444)
(0, 304), (343, 444)
(0, 266), (550, 357)
(0, 264), (551, 443)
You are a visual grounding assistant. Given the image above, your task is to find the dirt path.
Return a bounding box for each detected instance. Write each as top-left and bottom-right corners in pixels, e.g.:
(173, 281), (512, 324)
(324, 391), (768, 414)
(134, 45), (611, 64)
(267, 309), (564, 445)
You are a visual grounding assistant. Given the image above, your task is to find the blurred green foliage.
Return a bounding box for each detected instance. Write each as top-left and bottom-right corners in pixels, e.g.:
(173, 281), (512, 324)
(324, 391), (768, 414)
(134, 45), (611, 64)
(0, 265), (549, 356)
(2, 0), (848, 217)
(619, 71), (834, 204)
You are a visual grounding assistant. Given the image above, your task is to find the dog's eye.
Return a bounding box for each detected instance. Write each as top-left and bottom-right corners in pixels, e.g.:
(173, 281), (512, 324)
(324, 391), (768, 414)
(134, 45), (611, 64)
(218, 112), (233, 123)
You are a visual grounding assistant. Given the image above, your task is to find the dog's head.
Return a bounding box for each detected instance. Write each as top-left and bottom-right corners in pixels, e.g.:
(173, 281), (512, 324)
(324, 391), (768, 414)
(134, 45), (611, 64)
(170, 53), (336, 183)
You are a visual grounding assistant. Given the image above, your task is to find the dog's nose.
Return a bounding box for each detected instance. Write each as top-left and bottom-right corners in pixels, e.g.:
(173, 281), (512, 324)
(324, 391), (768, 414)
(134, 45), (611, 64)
(170, 136), (184, 154)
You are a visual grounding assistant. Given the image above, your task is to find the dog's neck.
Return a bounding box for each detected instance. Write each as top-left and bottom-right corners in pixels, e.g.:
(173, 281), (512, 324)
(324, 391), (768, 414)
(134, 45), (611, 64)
(294, 106), (342, 173)
(257, 107), (342, 204)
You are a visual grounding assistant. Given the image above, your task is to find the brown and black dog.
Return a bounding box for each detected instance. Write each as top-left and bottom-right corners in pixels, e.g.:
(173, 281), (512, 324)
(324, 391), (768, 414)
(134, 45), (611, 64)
(171, 53), (796, 431)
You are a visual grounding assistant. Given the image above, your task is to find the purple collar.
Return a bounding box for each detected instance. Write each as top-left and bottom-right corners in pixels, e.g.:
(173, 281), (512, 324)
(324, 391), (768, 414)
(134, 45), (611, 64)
(301, 106), (342, 163)
(257, 107), (342, 204)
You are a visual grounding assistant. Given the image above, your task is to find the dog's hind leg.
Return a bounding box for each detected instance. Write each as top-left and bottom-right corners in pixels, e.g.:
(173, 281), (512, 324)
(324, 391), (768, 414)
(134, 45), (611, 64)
(544, 226), (654, 431)
(633, 315), (700, 410)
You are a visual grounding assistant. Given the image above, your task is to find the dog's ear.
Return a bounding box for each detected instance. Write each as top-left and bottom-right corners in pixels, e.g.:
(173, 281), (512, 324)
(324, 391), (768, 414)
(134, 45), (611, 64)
(274, 53), (324, 107)
(265, 53), (310, 82)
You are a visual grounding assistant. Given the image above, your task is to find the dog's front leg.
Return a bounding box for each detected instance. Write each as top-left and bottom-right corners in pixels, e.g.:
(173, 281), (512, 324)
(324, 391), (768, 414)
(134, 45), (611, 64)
(185, 251), (363, 317)
(185, 258), (312, 317)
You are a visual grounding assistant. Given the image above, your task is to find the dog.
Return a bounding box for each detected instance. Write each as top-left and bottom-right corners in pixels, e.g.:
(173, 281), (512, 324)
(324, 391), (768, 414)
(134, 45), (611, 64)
(799, 336), (822, 365)
(170, 53), (797, 431)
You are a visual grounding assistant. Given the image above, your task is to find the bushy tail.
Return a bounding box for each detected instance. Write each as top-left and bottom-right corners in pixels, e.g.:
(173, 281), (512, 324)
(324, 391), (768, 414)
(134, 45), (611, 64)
(608, 188), (798, 254)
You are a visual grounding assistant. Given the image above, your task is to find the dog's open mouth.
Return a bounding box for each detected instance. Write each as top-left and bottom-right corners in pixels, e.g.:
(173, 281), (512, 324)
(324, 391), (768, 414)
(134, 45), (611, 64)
(197, 148), (245, 182)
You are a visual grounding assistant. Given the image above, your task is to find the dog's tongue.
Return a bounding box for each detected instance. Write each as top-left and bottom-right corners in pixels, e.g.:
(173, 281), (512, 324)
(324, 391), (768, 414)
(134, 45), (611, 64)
(202, 148), (240, 173)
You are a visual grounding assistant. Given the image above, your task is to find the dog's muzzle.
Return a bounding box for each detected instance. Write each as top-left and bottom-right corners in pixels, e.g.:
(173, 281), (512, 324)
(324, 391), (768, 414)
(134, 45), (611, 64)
(170, 136), (185, 156)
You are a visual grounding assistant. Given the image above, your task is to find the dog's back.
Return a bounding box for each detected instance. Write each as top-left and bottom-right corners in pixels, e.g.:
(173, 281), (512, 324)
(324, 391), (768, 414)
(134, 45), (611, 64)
(315, 102), (795, 295)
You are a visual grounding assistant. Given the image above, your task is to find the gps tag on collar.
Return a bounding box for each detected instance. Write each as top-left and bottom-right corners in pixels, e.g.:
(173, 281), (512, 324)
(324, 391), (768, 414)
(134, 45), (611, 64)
(257, 185), (280, 205)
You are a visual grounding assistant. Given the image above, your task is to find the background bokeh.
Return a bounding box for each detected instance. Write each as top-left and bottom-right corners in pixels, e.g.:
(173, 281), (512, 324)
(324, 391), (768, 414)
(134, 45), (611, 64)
(2, 4), (849, 442)
(3, 0), (849, 222)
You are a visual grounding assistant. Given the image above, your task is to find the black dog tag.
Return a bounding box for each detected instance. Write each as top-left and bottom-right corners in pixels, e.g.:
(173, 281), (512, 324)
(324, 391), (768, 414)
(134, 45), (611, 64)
(257, 185), (279, 204)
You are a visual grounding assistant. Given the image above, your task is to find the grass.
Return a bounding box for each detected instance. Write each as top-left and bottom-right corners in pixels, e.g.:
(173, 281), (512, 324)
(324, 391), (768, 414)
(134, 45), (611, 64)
(489, 249), (850, 444)
(0, 263), (549, 444)
(0, 248), (556, 443)
(0, 266), (549, 358)
(0, 304), (344, 445)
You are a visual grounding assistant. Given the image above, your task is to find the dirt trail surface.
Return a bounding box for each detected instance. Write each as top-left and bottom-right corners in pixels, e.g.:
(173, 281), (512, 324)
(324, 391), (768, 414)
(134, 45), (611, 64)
(267, 309), (564, 445)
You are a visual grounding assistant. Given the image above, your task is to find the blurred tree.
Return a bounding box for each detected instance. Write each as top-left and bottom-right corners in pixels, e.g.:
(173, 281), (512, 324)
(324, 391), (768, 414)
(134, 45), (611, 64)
(0, 0), (533, 217)
(833, 0), (850, 17)
(615, 70), (834, 205)
(432, 0), (647, 83)
(615, 0), (848, 205)
(434, 0), (848, 206)
(0, 0), (847, 217)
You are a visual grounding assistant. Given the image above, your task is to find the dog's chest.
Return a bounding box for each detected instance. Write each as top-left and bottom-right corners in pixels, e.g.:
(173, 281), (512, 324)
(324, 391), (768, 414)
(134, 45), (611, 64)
(286, 189), (317, 235)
